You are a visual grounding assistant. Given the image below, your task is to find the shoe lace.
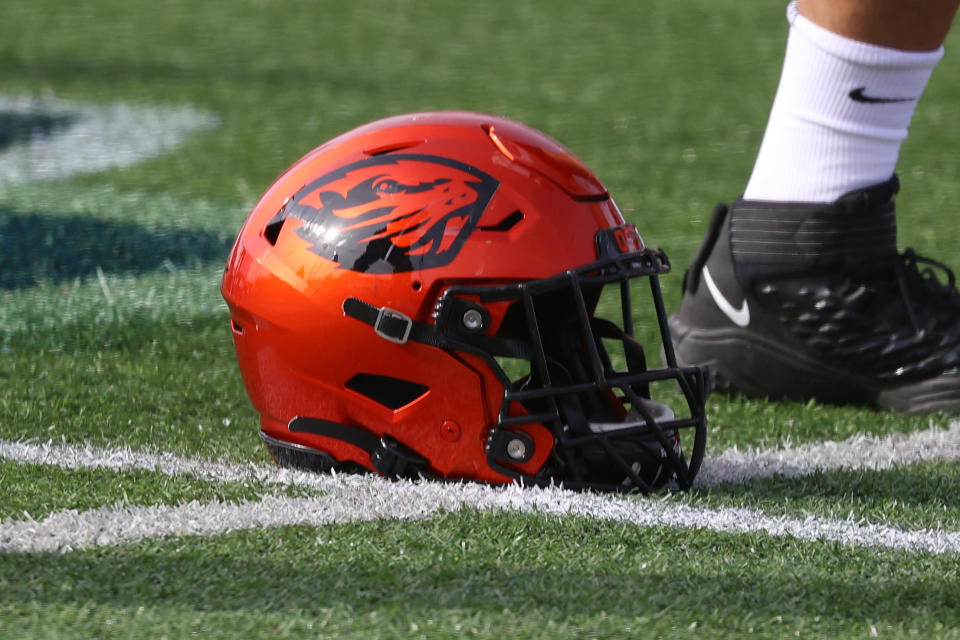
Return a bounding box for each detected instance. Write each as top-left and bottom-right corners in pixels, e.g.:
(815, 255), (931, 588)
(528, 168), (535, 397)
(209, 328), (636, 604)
(894, 248), (960, 335)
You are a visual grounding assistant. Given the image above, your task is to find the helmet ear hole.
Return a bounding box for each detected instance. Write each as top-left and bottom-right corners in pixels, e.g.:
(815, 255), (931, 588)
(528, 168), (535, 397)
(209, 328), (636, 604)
(494, 357), (531, 385)
(345, 373), (429, 410)
(263, 217), (285, 245)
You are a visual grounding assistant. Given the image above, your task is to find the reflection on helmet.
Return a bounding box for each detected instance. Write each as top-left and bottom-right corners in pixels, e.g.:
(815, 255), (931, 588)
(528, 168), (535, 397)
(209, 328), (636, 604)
(221, 111), (708, 492)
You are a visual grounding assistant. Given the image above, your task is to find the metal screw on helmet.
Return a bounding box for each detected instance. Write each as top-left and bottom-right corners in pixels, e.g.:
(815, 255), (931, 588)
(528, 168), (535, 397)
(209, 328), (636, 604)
(506, 438), (527, 460)
(462, 308), (484, 331)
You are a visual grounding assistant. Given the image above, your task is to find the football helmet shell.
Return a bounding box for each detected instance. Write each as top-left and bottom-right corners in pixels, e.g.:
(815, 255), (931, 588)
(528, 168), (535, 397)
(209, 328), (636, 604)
(222, 111), (708, 492)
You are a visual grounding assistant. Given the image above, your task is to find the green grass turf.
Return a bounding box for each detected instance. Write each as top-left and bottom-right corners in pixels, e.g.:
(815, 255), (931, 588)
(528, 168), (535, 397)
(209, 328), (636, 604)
(0, 315), (262, 461)
(2, 512), (959, 639)
(693, 460), (960, 530)
(2, 0), (960, 637)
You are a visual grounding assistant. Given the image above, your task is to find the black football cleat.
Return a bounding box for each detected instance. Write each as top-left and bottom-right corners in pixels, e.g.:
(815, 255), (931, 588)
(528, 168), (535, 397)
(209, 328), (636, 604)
(669, 175), (960, 413)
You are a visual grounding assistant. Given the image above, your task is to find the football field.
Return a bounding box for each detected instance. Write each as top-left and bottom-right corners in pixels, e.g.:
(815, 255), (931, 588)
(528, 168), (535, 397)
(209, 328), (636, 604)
(2, 1), (960, 637)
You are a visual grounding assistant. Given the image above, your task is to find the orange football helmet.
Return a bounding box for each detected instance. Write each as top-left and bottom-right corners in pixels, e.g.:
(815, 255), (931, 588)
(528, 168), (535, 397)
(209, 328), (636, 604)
(221, 111), (707, 492)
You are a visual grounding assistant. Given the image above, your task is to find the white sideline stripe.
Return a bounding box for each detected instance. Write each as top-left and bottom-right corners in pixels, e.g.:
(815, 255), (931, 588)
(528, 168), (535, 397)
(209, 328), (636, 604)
(697, 420), (960, 486)
(1, 474), (959, 555)
(1, 421), (959, 554)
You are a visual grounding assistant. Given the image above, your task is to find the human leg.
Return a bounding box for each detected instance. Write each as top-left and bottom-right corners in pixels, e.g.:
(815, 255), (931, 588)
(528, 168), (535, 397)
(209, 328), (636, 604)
(670, 0), (960, 413)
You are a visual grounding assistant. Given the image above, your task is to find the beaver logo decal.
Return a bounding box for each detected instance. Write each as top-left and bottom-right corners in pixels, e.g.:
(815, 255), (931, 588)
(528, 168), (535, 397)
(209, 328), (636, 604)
(267, 154), (499, 273)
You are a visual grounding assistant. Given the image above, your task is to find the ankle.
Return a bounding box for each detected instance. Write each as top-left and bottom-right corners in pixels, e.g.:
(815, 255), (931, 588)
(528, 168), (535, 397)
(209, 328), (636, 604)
(731, 177), (900, 283)
(743, 2), (943, 202)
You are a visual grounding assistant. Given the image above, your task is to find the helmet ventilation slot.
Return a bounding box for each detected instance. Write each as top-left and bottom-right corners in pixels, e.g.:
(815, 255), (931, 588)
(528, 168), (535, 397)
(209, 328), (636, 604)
(345, 373), (429, 410)
(364, 140), (423, 156)
(479, 210), (524, 232)
(263, 217), (285, 245)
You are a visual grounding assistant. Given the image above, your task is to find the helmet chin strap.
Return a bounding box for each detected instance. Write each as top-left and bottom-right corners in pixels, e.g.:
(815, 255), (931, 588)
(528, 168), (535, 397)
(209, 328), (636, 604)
(288, 416), (432, 480)
(342, 271), (702, 492)
(342, 296), (535, 360)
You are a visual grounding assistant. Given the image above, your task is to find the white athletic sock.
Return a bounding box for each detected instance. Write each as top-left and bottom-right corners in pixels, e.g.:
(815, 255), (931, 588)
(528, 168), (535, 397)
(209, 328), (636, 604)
(743, 1), (944, 203)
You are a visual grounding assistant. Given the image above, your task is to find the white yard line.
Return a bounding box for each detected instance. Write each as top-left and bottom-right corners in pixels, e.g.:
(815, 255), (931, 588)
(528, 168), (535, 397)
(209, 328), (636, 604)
(0, 438), (330, 489)
(1, 421), (958, 555)
(696, 420), (960, 486)
(3, 421), (957, 489)
(1, 474), (959, 555)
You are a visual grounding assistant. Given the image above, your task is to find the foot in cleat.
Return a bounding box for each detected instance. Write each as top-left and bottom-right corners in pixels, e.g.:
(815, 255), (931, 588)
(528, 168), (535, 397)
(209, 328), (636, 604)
(670, 175), (960, 413)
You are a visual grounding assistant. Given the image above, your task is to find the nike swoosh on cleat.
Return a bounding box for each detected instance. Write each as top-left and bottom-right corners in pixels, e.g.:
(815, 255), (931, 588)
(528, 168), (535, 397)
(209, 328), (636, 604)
(703, 266), (750, 327)
(848, 87), (916, 104)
